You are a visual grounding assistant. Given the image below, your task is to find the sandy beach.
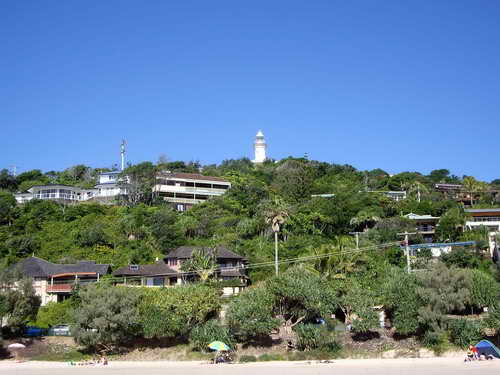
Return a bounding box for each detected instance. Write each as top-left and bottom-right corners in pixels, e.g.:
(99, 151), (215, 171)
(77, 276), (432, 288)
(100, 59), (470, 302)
(1, 357), (499, 375)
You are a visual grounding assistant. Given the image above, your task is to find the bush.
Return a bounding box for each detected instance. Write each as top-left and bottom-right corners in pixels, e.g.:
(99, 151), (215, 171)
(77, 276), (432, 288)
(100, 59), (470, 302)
(295, 324), (324, 350)
(422, 330), (450, 354)
(447, 318), (483, 348)
(35, 300), (74, 328)
(239, 355), (257, 363)
(189, 319), (234, 352)
(294, 324), (339, 352)
(139, 284), (221, 339)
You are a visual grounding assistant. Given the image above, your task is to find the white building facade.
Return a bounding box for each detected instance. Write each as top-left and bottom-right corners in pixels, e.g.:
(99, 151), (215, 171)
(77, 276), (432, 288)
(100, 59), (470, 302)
(465, 208), (500, 256)
(94, 171), (128, 198)
(14, 185), (96, 204)
(153, 172), (231, 211)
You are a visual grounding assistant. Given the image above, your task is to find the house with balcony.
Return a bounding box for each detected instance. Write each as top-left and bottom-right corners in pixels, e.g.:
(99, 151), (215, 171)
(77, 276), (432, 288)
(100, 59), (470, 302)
(9, 257), (111, 305)
(405, 213), (440, 243)
(14, 185), (96, 204)
(367, 190), (407, 201)
(465, 208), (500, 255)
(113, 246), (248, 295)
(93, 171), (128, 201)
(153, 172), (231, 211)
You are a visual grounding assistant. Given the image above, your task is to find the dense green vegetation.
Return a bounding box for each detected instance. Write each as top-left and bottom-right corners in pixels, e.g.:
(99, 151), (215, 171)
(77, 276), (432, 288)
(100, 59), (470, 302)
(1, 158), (499, 355)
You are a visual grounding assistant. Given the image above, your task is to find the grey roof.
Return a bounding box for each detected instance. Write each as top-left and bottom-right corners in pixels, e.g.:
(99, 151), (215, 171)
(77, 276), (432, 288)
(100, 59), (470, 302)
(157, 172), (229, 183)
(165, 246), (244, 260)
(220, 268), (247, 278)
(405, 213), (440, 220)
(11, 257), (111, 278)
(465, 208), (500, 213)
(113, 262), (178, 277)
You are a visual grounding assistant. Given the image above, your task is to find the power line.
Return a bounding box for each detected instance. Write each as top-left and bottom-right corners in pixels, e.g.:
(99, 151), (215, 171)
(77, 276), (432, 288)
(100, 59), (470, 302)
(101, 241), (400, 284)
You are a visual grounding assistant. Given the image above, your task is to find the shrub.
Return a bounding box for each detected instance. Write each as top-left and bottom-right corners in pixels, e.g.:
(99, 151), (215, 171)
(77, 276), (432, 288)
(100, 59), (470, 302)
(295, 324), (324, 350)
(189, 319), (234, 352)
(470, 270), (499, 312)
(239, 355), (257, 363)
(422, 329), (450, 355)
(294, 324), (339, 352)
(138, 284), (221, 339)
(35, 300), (74, 328)
(447, 318), (483, 348)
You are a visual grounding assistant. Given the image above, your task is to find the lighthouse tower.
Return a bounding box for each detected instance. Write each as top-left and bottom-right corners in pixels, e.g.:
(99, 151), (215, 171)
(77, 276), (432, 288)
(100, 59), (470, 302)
(252, 130), (267, 163)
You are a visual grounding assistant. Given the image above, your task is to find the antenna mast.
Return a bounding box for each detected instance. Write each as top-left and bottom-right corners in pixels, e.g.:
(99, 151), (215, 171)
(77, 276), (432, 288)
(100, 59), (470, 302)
(120, 140), (126, 171)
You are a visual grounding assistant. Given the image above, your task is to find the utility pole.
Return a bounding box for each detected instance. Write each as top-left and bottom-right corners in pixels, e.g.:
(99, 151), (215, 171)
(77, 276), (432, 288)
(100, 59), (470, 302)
(349, 231), (363, 249)
(120, 140), (126, 171)
(274, 231), (279, 276)
(398, 232), (416, 274)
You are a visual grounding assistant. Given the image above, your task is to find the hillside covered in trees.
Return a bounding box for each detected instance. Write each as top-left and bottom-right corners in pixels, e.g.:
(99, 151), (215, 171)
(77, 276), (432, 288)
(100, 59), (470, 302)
(0, 158), (499, 278)
(1, 157), (500, 357)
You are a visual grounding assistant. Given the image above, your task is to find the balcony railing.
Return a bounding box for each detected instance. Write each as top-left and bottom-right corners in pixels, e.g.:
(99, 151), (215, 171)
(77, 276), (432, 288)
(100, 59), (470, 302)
(46, 279), (98, 293)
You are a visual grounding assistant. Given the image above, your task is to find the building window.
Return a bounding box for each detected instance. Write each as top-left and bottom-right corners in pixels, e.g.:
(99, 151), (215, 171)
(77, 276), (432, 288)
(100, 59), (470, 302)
(176, 204), (185, 212)
(153, 277), (164, 286)
(168, 259), (177, 266)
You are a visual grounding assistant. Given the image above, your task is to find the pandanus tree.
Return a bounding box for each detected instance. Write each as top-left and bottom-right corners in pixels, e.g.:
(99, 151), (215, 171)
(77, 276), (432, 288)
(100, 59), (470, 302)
(180, 248), (218, 283)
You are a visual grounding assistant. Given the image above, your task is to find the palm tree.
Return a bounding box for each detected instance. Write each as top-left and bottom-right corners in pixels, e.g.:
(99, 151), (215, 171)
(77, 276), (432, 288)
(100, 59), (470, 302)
(462, 176), (489, 206)
(259, 197), (290, 275)
(306, 236), (359, 280)
(407, 181), (430, 202)
(350, 209), (381, 231)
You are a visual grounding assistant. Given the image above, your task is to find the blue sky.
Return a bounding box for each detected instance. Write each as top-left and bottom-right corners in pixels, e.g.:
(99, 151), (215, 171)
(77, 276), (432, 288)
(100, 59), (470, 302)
(1, 1), (499, 181)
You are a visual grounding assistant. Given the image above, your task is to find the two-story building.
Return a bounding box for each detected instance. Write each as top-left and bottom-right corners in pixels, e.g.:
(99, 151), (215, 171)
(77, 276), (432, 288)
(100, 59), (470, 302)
(113, 246), (248, 295)
(9, 256), (111, 305)
(93, 171), (128, 201)
(153, 172), (231, 211)
(465, 208), (500, 255)
(405, 213), (440, 243)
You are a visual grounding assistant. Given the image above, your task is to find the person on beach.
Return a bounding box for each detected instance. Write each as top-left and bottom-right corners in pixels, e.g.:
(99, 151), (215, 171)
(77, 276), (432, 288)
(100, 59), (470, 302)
(465, 346), (474, 362)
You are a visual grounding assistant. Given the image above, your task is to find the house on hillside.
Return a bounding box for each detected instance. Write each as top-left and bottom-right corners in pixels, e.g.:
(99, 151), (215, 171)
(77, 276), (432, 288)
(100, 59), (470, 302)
(14, 185), (97, 204)
(153, 172), (231, 211)
(112, 260), (180, 287)
(366, 190), (407, 201)
(8, 257), (111, 305)
(465, 208), (500, 256)
(93, 171), (128, 202)
(405, 213), (440, 243)
(113, 246), (248, 295)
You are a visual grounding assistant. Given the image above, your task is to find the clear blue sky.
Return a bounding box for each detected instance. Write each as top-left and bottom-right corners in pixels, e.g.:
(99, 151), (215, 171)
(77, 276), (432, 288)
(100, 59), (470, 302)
(1, 1), (499, 181)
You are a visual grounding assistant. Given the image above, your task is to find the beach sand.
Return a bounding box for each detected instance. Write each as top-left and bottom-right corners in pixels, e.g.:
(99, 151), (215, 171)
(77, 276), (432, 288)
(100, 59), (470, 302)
(1, 357), (499, 375)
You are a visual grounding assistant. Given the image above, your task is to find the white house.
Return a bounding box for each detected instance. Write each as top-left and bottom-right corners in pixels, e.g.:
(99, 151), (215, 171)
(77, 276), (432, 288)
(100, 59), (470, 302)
(94, 171), (128, 199)
(465, 208), (500, 256)
(153, 172), (231, 211)
(14, 185), (96, 204)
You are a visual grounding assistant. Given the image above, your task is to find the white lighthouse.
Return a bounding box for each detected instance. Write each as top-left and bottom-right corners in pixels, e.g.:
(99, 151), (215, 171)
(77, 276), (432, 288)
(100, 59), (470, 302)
(252, 130), (267, 163)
